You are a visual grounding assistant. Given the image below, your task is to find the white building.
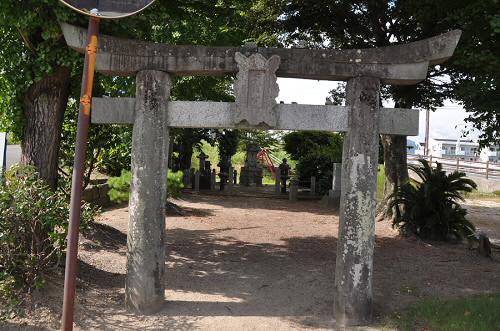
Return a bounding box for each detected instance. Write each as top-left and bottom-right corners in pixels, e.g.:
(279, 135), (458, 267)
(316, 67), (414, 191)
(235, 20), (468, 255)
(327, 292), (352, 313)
(428, 138), (499, 163)
(480, 145), (500, 163)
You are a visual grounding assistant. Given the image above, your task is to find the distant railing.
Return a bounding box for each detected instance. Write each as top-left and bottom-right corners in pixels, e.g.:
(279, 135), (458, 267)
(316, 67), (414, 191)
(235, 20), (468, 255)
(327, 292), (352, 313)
(407, 154), (500, 180)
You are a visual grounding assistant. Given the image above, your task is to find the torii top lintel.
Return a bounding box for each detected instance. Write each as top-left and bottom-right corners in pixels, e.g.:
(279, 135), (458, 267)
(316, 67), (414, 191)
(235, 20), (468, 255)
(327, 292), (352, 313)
(61, 23), (461, 85)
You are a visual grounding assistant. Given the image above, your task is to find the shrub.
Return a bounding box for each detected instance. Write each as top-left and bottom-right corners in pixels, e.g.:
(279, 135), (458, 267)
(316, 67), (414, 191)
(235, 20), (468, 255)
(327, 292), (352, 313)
(0, 165), (98, 317)
(107, 169), (184, 203)
(167, 170), (184, 198)
(107, 170), (132, 203)
(387, 159), (477, 241)
(283, 131), (343, 194)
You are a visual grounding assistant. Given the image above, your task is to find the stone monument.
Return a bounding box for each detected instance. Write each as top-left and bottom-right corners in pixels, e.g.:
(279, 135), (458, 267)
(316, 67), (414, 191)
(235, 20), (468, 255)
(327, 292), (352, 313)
(196, 151), (211, 189)
(278, 158), (291, 193)
(239, 144), (264, 187)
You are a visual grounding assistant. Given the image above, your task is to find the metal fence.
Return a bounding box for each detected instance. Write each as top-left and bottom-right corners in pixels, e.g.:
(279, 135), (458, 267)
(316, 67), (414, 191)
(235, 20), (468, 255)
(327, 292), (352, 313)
(407, 154), (500, 180)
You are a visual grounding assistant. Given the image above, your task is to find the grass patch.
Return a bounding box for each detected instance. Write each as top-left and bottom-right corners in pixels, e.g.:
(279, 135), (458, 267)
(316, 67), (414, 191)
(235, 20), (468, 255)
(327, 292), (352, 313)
(463, 190), (500, 202)
(384, 294), (500, 331)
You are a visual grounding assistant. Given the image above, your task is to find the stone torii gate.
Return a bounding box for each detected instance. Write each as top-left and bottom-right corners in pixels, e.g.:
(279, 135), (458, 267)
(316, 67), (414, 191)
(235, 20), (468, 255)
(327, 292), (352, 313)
(62, 23), (460, 326)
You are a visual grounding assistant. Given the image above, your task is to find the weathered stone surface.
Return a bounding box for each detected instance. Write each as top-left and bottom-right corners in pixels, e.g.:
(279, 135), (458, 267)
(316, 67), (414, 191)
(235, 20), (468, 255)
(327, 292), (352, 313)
(210, 170), (216, 191)
(92, 97), (135, 124)
(321, 163), (342, 210)
(332, 163), (342, 193)
(240, 144), (263, 187)
(194, 170), (200, 193)
(91, 98), (419, 136)
(234, 52), (280, 128)
(125, 70), (171, 314)
(379, 108), (419, 136)
(62, 23), (461, 85)
(183, 169), (190, 187)
(310, 176), (316, 195)
(275, 170), (281, 195)
(289, 180), (298, 201)
(334, 77), (380, 326)
(227, 166), (234, 191)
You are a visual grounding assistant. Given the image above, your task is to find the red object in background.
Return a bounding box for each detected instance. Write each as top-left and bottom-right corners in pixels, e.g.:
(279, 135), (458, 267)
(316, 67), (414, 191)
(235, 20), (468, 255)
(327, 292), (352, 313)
(257, 148), (277, 178)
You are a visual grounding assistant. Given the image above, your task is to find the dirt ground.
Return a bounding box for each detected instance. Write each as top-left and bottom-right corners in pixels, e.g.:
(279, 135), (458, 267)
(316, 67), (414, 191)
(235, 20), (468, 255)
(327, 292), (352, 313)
(3, 194), (500, 331)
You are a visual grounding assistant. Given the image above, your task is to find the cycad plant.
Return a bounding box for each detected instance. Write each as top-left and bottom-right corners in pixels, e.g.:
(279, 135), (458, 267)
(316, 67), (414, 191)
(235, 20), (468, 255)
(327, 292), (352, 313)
(387, 159), (477, 241)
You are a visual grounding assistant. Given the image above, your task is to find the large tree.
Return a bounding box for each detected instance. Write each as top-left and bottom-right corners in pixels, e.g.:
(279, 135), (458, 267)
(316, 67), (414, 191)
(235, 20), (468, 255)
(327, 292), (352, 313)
(275, 0), (499, 200)
(0, 0), (281, 188)
(0, 0), (81, 189)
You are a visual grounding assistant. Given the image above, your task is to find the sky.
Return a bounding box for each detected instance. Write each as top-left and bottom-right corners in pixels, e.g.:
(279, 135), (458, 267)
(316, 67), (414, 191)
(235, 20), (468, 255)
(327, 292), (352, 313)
(276, 78), (479, 143)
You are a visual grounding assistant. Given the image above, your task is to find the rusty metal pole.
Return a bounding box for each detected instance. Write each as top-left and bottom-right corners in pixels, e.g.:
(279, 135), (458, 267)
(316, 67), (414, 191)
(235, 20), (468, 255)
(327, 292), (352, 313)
(61, 16), (100, 331)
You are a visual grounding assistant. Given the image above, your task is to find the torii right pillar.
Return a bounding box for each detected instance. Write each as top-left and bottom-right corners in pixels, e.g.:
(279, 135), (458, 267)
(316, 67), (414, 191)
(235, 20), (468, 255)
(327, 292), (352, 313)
(334, 76), (380, 326)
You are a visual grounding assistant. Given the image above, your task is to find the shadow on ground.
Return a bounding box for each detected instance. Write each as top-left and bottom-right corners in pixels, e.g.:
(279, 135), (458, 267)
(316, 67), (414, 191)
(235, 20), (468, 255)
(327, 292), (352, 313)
(176, 193), (337, 216)
(78, 223), (500, 330)
(4, 195), (499, 331)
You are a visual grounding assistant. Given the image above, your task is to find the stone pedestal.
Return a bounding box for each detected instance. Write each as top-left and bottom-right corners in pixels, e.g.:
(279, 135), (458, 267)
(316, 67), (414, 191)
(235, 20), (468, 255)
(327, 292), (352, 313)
(194, 171), (200, 193)
(310, 176), (316, 195)
(321, 163), (342, 209)
(334, 77), (379, 326)
(240, 144), (263, 186)
(275, 169), (281, 195)
(126, 70), (170, 314)
(289, 180), (298, 201)
(227, 166), (234, 191)
(182, 169), (190, 188)
(210, 170), (216, 191)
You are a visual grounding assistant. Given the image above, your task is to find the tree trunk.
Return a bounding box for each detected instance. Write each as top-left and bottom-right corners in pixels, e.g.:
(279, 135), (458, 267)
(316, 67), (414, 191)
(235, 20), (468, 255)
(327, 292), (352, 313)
(378, 89), (415, 219)
(179, 140), (193, 171)
(21, 66), (71, 190)
(381, 135), (409, 196)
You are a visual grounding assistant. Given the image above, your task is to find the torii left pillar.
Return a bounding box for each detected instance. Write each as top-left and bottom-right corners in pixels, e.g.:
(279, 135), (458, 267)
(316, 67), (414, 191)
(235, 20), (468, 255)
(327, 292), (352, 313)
(125, 70), (171, 313)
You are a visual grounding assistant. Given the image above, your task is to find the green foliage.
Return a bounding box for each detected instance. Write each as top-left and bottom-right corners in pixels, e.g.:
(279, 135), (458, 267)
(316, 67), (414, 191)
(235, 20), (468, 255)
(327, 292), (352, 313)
(0, 165), (97, 318)
(385, 295), (500, 331)
(0, 0), (83, 141)
(277, 0), (500, 147)
(238, 130), (282, 150)
(215, 130), (240, 173)
(387, 159), (477, 240)
(167, 171), (185, 198)
(107, 170), (133, 203)
(0, 273), (22, 320)
(2, 0), (281, 190)
(107, 170), (185, 203)
(283, 131), (343, 194)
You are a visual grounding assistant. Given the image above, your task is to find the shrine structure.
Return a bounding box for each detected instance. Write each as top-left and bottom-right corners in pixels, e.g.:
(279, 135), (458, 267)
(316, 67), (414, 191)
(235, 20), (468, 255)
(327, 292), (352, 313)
(62, 23), (460, 326)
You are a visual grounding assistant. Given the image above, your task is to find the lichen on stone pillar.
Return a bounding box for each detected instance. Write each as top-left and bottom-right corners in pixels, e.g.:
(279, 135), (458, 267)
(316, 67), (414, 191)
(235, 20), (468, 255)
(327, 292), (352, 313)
(125, 70), (171, 314)
(334, 76), (380, 326)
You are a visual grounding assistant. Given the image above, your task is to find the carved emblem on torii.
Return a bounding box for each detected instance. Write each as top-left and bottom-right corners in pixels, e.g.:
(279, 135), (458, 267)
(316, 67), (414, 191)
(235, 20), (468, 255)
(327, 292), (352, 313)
(233, 52), (281, 129)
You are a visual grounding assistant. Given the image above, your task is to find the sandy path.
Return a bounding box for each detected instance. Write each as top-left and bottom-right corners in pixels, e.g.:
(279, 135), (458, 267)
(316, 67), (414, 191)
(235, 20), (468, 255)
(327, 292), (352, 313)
(3, 195), (499, 330)
(464, 199), (500, 246)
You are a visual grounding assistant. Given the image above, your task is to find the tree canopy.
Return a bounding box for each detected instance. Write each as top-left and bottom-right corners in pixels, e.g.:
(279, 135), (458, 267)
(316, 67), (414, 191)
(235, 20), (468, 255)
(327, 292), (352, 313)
(0, 0), (281, 184)
(276, 0), (499, 147)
